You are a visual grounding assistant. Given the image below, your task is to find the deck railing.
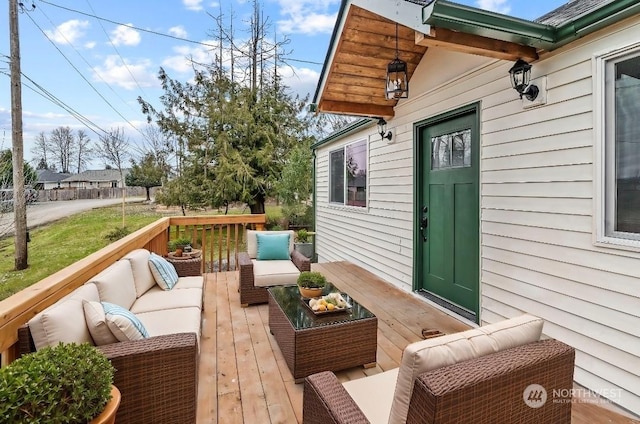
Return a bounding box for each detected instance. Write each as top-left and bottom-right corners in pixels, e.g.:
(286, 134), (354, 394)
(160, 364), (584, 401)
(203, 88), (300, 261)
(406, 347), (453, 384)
(0, 214), (265, 366)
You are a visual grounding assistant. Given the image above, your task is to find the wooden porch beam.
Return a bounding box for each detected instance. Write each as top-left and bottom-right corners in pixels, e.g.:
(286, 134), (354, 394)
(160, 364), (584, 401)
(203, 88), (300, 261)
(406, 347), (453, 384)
(318, 100), (395, 119)
(415, 27), (538, 62)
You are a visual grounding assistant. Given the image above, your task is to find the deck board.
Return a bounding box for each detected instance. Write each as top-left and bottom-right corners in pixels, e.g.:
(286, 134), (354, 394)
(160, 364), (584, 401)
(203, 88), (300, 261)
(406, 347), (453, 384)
(197, 261), (640, 424)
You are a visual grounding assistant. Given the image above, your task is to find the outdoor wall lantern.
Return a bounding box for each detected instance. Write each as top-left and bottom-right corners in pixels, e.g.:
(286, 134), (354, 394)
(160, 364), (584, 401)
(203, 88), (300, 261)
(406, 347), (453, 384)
(386, 23), (409, 100)
(377, 118), (392, 141)
(508, 59), (539, 101)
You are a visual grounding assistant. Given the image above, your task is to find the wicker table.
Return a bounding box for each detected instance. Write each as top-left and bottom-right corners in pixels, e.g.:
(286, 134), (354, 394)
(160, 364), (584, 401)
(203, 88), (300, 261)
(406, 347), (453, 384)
(267, 284), (377, 383)
(166, 250), (202, 277)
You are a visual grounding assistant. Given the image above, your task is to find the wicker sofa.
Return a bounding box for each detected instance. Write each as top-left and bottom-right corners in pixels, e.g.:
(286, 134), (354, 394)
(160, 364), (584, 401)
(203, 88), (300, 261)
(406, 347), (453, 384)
(238, 230), (310, 306)
(303, 315), (576, 424)
(18, 248), (204, 424)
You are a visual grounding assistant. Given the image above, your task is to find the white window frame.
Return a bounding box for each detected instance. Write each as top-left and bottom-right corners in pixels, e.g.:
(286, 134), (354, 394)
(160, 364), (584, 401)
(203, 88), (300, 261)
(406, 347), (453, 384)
(328, 138), (368, 209)
(594, 41), (640, 249)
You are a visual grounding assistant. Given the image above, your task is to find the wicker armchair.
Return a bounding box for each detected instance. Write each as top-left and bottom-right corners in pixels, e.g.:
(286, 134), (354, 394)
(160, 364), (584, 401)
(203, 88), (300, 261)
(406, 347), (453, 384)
(304, 339), (575, 424)
(238, 230), (311, 306)
(18, 328), (198, 424)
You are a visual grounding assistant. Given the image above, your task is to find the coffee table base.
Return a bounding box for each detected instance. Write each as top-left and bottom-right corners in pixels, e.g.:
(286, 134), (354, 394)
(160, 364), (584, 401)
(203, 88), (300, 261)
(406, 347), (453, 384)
(268, 291), (377, 382)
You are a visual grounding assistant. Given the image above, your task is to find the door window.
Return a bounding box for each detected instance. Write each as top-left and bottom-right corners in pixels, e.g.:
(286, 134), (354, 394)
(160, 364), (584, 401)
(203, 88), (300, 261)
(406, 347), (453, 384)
(431, 129), (471, 170)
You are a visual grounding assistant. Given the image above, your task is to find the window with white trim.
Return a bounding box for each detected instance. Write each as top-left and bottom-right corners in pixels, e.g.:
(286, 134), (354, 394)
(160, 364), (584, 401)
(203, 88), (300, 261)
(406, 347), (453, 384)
(329, 139), (367, 207)
(600, 47), (640, 242)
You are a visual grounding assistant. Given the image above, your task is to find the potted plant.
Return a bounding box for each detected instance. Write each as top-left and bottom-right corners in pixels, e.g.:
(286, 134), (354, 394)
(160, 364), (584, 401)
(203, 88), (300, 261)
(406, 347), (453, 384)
(297, 271), (327, 298)
(0, 342), (120, 423)
(294, 229), (314, 259)
(168, 237), (192, 257)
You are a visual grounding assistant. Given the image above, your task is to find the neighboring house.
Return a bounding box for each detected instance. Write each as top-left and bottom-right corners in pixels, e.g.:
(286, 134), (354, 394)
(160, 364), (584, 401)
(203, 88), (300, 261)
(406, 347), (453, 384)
(60, 169), (130, 189)
(313, 0), (640, 416)
(34, 169), (71, 190)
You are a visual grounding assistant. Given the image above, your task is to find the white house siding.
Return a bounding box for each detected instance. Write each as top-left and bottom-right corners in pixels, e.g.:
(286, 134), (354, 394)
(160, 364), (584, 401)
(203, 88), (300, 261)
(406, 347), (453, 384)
(315, 15), (640, 415)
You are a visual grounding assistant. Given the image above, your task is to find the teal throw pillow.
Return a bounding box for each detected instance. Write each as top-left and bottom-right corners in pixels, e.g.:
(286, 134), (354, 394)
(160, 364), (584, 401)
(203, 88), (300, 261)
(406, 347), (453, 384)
(256, 233), (290, 260)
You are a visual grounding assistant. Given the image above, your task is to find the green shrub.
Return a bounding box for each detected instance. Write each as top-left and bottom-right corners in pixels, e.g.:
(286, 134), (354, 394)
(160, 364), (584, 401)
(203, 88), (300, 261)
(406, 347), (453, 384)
(104, 226), (131, 242)
(297, 271), (327, 289)
(168, 237), (192, 251)
(295, 229), (310, 243)
(0, 343), (115, 423)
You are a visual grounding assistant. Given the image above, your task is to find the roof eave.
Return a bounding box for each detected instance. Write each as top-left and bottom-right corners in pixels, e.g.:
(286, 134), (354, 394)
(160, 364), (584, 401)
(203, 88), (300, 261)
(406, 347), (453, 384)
(553, 0), (640, 49)
(423, 0), (640, 54)
(312, 0), (349, 105)
(311, 118), (376, 150)
(423, 0), (556, 50)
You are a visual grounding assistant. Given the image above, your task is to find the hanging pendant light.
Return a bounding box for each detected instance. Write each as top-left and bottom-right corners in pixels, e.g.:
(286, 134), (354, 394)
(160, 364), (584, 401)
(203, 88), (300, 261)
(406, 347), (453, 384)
(386, 23), (409, 100)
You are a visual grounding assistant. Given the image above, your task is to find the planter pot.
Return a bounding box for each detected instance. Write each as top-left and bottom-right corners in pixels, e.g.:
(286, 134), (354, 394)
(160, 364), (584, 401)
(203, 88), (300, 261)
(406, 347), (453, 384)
(294, 242), (313, 259)
(90, 385), (121, 424)
(299, 287), (323, 298)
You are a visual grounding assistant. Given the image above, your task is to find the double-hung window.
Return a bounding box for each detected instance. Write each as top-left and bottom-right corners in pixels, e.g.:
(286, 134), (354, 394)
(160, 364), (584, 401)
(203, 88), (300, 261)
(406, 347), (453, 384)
(597, 45), (640, 245)
(329, 139), (367, 207)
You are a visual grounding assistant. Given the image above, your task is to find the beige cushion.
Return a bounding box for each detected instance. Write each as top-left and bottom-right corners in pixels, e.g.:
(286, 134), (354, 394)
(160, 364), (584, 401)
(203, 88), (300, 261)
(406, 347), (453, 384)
(129, 286), (203, 314)
(90, 260), (137, 309)
(83, 300), (118, 345)
(137, 307), (202, 345)
(122, 249), (156, 297)
(252, 259), (300, 287)
(342, 369), (399, 424)
(388, 314), (544, 424)
(28, 283), (100, 349)
(174, 276), (205, 290)
(246, 230), (294, 259)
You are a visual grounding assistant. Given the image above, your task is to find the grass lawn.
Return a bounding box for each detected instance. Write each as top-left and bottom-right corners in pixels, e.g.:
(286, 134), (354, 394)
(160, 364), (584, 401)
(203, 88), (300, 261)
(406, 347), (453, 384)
(0, 203), (283, 302)
(0, 203), (165, 301)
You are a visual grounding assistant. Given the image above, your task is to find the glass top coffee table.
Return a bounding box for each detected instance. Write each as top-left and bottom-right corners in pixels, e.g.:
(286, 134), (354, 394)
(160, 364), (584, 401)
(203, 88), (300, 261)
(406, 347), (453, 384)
(267, 284), (377, 382)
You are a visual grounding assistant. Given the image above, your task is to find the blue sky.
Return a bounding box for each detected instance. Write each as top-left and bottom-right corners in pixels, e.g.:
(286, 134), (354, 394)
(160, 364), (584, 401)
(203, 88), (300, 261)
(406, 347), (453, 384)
(0, 0), (568, 168)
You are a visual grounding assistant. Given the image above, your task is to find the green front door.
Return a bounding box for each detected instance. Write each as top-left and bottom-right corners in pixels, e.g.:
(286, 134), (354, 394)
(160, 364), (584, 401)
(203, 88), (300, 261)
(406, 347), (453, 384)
(415, 105), (479, 322)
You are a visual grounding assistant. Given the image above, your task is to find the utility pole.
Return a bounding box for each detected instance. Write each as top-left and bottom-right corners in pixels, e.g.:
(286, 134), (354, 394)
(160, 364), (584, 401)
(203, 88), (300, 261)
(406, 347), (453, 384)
(9, 0), (28, 270)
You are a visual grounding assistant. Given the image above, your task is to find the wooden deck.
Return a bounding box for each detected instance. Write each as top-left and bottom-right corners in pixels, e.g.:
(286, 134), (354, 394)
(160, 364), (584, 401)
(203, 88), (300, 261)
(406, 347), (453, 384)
(197, 261), (640, 424)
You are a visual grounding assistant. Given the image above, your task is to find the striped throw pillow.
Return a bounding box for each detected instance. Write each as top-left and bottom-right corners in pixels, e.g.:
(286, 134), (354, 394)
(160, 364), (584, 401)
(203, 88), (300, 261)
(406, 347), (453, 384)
(148, 252), (179, 290)
(102, 302), (149, 341)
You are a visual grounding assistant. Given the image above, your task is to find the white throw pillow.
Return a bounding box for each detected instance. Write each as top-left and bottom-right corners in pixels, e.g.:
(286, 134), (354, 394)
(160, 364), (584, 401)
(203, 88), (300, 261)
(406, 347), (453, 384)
(103, 302), (149, 341)
(83, 300), (118, 345)
(148, 253), (179, 290)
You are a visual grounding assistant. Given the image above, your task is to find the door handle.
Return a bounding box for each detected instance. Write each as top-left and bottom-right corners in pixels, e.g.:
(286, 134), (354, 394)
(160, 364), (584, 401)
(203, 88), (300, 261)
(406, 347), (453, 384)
(420, 206), (428, 242)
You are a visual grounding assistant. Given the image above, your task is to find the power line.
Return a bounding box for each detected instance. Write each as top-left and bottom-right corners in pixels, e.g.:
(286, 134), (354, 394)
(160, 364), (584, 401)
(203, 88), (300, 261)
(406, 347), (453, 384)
(0, 68), (108, 138)
(35, 4), (139, 115)
(23, 10), (149, 141)
(84, 0), (148, 98)
(38, 0), (324, 66)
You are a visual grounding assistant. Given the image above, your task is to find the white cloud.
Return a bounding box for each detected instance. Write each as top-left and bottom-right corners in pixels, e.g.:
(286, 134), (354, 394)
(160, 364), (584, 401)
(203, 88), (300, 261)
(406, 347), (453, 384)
(162, 41), (218, 74)
(278, 65), (320, 99)
(476, 0), (511, 14)
(276, 0), (338, 35)
(110, 25), (141, 47)
(84, 41), (97, 49)
(44, 20), (90, 45)
(168, 26), (188, 39)
(92, 56), (156, 90)
(183, 0), (203, 11)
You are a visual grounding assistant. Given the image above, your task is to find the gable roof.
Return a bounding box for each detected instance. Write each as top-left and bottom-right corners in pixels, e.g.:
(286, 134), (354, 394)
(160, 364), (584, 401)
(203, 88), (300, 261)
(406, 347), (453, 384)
(61, 169), (129, 183)
(313, 0), (640, 118)
(36, 169), (71, 183)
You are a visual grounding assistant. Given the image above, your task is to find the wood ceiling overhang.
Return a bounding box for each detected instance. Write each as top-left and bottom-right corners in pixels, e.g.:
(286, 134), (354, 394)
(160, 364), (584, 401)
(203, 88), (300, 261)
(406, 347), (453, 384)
(315, 0), (640, 119)
(314, 4), (540, 119)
